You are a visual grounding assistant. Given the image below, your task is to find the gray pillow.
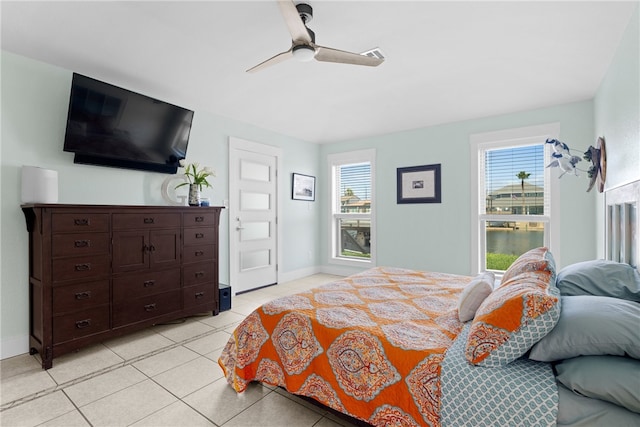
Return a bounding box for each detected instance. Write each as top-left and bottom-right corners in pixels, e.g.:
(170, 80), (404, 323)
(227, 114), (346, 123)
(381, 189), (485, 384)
(557, 383), (640, 426)
(556, 259), (640, 301)
(555, 355), (640, 414)
(529, 295), (640, 361)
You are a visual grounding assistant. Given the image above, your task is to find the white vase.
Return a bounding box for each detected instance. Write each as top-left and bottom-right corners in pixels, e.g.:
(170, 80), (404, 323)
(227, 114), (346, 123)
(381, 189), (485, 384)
(188, 184), (201, 206)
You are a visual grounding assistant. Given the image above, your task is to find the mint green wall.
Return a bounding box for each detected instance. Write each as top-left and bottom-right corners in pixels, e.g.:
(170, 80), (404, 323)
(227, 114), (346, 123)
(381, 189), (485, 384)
(0, 51), (320, 358)
(320, 102), (597, 276)
(594, 4), (640, 258)
(595, 5), (640, 190)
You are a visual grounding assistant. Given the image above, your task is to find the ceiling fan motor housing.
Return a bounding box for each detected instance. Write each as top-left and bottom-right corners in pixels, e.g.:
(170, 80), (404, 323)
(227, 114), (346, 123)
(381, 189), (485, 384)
(296, 3), (313, 24)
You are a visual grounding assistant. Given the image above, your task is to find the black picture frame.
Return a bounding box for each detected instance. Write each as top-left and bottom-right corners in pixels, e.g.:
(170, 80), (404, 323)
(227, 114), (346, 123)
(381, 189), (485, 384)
(397, 164), (441, 204)
(292, 173), (316, 201)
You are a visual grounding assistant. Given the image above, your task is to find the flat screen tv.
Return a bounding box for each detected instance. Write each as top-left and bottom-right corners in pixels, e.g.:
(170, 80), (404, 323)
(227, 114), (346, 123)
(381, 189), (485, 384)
(63, 73), (194, 174)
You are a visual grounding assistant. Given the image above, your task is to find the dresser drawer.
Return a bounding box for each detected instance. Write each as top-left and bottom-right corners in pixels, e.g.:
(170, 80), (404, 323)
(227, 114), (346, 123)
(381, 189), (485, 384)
(52, 255), (110, 282)
(183, 212), (217, 228)
(183, 283), (216, 310)
(53, 306), (109, 343)
(53, 280), (109, 315)
(52, 213), (109, 233)
(52, 233), (109, 258)
(113, 268), (181, 302)
(112, 213), (180, 230)
(183, 244), (216, 264)
(183, 228), (216, 246)
(113, 290), (181, 327)
(183, 262), (215, 286)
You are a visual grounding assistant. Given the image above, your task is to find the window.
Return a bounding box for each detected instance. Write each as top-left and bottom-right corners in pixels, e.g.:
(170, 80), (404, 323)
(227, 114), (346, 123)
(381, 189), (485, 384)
(328, 149), (376, 266)
(470, 124), (560, 274)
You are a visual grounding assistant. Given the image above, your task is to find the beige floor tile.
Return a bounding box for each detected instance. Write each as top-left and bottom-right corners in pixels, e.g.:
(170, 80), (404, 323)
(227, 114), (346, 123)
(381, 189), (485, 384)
(203, 347), (224, 364)
(223, 390), (324, 427)
(0, 391), (75, 427)
(133, 345), (200, 378)
(315, 416), (355, 427)
(63, 365), (147, 407)
(0, 354), (42, 380)
(45, 344), (124, 385)
(79, 379), (177, 426)
(0, 368), (57, 406)
(183, 330), (231, 356)
(102, 329), (174, 361)
(228, 302), (260, 317)
(130, 400), (215, 427)
(152, 316), (215, 343)
(151, 356), (222, 398)
(198, 310), (245, 330)
(37, 409), (91, 426)
(182, 378), (271, 426)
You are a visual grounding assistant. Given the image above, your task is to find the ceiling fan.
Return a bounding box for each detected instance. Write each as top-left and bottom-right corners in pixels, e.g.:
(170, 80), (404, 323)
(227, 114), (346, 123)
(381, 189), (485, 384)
(247, 0), (384, 73)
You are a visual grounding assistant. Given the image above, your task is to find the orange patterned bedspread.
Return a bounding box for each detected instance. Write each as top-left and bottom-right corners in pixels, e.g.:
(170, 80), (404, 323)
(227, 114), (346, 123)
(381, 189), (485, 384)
(218, 267), (472, 426)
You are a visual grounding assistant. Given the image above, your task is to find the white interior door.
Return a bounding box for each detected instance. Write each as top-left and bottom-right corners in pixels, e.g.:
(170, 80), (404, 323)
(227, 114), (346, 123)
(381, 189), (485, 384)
(229, 138), (279, 294)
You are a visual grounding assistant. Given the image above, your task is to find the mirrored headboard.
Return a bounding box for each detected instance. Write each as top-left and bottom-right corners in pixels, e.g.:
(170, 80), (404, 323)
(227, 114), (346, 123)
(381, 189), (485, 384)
(605, 180), (639, 268)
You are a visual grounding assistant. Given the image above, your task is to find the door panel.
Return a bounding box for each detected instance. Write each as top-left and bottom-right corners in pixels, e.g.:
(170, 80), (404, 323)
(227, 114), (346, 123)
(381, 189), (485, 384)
(230, 139), (279, 293)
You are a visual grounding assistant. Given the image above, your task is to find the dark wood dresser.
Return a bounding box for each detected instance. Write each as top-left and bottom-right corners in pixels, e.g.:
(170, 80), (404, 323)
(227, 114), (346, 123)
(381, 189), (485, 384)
(21, 204), (222, 369)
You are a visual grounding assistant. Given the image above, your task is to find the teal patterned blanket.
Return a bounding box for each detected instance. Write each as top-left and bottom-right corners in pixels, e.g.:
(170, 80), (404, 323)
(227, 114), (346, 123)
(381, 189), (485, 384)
(441, 323), (558, 426)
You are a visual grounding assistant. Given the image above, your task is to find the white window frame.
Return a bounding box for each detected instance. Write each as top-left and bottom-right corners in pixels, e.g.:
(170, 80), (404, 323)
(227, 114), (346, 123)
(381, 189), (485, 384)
(327, 149), (376, 267)
(470, 123), (561, 277)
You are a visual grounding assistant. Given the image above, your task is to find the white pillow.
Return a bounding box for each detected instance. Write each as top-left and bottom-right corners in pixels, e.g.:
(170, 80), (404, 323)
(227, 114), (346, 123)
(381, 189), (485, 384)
(457, 272), (495, 322)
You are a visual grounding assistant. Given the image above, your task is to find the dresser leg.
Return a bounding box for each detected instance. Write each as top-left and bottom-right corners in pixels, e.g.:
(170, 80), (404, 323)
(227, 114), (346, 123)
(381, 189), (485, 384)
(42, 346), (53, 370)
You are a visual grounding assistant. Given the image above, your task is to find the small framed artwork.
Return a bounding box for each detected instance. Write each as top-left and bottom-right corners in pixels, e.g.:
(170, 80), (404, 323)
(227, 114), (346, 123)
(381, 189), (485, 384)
(292, 173), (316, 201)
(397, 164), (441, 204)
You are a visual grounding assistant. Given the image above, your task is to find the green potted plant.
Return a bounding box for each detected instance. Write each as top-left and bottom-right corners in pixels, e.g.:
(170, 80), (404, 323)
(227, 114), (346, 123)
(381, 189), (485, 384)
(176, 160), (215, 206)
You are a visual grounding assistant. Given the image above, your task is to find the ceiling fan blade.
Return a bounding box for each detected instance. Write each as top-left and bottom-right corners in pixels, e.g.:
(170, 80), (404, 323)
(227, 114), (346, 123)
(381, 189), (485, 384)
(246, 48), (293, 73)
(315, 46), (384, 67)
(277, 0), (312, 44)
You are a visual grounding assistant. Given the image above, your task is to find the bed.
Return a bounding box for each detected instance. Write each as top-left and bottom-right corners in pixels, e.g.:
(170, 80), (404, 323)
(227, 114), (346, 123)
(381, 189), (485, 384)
(219, 180), (640, 426)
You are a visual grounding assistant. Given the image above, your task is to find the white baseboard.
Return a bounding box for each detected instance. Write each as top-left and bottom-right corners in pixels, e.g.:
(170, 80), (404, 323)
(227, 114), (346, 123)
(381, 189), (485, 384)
(1, 334), (29, 361)
(318, 264), (368, 277)
(278, 266), (322, 284)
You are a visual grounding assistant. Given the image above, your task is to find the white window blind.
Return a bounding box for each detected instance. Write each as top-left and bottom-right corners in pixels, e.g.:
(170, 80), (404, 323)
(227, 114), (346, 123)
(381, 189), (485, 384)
(481, 144), (549, 216)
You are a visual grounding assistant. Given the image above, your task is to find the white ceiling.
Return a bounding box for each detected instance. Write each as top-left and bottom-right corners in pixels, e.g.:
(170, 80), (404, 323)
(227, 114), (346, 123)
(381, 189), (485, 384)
(1, 1), (636, 143)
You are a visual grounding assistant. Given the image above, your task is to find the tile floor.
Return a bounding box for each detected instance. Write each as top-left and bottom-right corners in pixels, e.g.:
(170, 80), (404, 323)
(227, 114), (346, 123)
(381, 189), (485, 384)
(0, 274), (363, 427)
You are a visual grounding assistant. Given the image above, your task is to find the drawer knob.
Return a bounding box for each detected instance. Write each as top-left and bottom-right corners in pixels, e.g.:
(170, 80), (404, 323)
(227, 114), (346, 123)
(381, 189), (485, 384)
(143, 280), (155, 288)
(74, 240), (90, 248)
(195, 216), (204, 222)
(143, 217), (155, 224)
(74, 218), (89, 226)
(75, 319), (91, 329)
(74, 263), (91, 271)
(195, 271), (205, 278)
(75, 291), (92, 300)
(195, 233), (204, 239)
(195, 292), (205, 299)
(144, 303), (157, 312)
(195, 250), (204, 256)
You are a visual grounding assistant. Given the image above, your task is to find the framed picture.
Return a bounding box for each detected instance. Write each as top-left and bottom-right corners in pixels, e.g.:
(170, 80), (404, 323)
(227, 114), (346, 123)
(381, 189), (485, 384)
(397, 164), (441, 204)
(292, 173), (316, 201)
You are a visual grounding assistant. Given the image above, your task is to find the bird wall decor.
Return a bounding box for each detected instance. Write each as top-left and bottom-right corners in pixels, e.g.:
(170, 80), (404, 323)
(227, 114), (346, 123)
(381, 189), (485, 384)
(544, 137), (607, 192)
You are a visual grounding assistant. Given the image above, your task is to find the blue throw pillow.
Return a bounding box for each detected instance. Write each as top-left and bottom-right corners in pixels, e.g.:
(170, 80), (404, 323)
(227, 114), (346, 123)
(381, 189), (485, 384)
(556, 260), (640, 301)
